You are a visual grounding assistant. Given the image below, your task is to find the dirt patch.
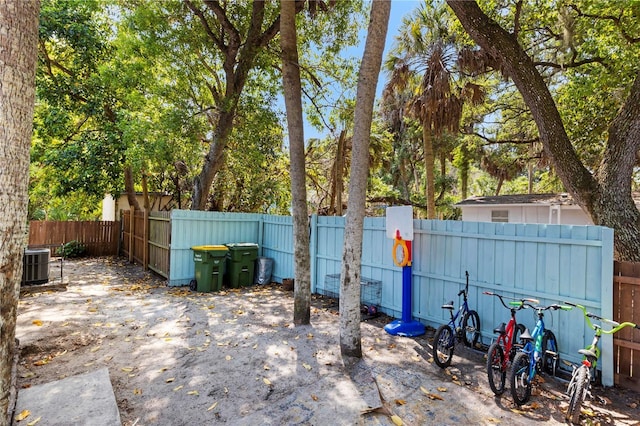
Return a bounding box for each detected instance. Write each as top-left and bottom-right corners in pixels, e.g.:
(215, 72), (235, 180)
(14, 257), (640, 425)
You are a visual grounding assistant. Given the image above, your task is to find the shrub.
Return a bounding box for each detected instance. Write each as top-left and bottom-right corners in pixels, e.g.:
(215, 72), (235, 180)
(61, 240), (86, 258)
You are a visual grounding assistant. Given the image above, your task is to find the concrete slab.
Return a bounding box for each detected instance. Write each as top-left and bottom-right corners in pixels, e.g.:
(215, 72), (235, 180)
(12, 368), (121, 426)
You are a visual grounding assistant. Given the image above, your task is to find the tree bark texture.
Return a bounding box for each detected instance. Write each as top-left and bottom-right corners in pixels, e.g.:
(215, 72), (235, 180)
(447, 0), (640, 261)
(281, 0), (311, 325)
(340, 0), (390, 360)
(0, 1), (40, 424)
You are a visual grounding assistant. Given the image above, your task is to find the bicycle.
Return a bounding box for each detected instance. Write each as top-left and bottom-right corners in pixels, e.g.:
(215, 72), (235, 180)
(432, 271), (481, 368)
(563, 301), (640, 424)
(509, 302), (571, 405)
(483, 291), (539, 395)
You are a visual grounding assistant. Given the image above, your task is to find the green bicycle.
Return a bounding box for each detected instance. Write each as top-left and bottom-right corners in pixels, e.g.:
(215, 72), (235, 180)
(563, 301), (640, 424)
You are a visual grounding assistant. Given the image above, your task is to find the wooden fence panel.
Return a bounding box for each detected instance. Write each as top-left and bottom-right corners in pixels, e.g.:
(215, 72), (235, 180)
(121, 210), (131, 259)
(149, 212), (171, 278)
(28, 221), (119, 256)
(613, 261), (640, 392)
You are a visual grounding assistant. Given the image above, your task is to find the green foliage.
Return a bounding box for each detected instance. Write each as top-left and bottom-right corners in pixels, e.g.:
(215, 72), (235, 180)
(61, 240), (87, 258)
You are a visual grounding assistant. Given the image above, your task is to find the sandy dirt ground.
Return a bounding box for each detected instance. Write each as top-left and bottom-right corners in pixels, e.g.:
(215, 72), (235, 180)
(13, 257), (640, 425)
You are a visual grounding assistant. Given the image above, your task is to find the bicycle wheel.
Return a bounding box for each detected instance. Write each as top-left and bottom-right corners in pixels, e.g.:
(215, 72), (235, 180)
(566, 365), (589, 424)
(433, 324), (454, 368)
(509, 324), (526, 360)
(486, 341), (506, 395)
(509, 351), (532, 405)
(542, 330), (558, 376)
(462, 310), (481, 348)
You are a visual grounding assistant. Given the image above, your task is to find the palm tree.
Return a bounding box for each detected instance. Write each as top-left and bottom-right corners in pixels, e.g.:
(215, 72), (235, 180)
(383, 1), (484, 218)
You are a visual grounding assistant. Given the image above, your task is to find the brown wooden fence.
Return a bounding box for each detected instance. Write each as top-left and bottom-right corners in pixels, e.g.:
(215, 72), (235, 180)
(613, 261), (640, 392)
(121, 209), (170, 278)
(28, 220), (119, 256)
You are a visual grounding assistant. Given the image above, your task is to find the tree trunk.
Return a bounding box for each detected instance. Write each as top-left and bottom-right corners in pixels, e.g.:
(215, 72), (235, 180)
(141, 172), (151, 211)
(447, 1), (640, 261)
(0, 1), (40, 424)
(340, 0), (390, 361)
(281, 0), (311, 325)
(423, 125), (437, 219)
(124, 165), (141, 211)
(335, 130), (346, 216)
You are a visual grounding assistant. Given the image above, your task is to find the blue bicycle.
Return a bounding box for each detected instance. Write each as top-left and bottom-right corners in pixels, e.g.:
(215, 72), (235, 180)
(432, 271), (481, 368)
(509, 303), (571, 405)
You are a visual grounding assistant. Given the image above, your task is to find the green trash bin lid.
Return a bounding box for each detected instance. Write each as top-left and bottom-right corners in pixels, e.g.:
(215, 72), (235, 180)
(192, 245), (228, 252)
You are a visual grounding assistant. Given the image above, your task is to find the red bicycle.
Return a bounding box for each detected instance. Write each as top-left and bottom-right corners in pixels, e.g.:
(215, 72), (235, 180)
(483, 291), (539, 395)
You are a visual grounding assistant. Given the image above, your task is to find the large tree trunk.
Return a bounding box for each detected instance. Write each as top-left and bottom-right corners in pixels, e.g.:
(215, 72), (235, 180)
(281, 0), (311, 325)
(185, 0), (308, 211)
(340, 0), (390, 361)
(447, 1), (640, 261)
(124, 165), (141, 211)
(0, 1), (40, 424)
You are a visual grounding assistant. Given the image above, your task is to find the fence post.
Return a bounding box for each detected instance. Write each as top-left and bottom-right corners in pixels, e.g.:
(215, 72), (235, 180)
(129, 208), (134, 263)
(143, 209), (149, 270)
(309, 214), (318, 293)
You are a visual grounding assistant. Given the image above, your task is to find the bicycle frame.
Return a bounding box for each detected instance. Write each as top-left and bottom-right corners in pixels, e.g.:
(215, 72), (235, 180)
(563, 301), (639, 423)
(520, 310), (547, 383)
(485, 292), (538, 365)
(565, 302), (638, 374)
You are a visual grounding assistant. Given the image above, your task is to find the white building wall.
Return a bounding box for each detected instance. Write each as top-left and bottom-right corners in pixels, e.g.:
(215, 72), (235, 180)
(460, 204), (592, 225)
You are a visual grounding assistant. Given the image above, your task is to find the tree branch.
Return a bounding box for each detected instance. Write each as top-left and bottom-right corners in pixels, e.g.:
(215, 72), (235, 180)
(184, 0), (225, 51)
(569, 4), (640, 44)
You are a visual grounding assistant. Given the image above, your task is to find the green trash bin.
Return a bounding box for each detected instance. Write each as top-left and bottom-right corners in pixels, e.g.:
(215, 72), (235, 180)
(224, 243), (259, 288)
(191, 245), (228, 292)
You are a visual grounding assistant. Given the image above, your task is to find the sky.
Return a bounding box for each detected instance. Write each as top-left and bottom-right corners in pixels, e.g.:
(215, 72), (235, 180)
(302, 1), (422, 141)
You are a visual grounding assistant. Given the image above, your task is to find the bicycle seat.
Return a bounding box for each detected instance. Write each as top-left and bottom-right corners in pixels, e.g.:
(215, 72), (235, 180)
(519, 328), (534, 342)
(493, 322), (506, 335)
(578, 348), (598, 360)
(441, 301), (454, 310)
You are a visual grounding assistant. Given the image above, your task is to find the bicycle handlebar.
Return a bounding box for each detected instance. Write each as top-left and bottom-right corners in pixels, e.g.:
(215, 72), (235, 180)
(564, 301), (639, 333)
(483, 291), (539, 310)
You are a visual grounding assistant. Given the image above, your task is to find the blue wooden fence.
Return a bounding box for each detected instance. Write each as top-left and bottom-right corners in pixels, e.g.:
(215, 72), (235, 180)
(167, 210), (615, 385)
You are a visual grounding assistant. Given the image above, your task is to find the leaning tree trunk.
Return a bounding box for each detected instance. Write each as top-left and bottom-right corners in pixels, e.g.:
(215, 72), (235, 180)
(281, 0), (311, 325)
(0, 1), (40, 424)
(447, 0), (640, 261)
(340, 0), (390, 361)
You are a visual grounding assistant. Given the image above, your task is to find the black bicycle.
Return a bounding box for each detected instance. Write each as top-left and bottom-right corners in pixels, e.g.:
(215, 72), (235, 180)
(432, 271), (481, 368)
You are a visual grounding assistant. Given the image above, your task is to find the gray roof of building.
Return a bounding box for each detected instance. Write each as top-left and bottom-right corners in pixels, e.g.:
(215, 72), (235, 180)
(456, 193), (575, 206)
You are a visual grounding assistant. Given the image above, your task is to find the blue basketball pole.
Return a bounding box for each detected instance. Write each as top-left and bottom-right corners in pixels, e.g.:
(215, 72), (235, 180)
(384, 240), (425, 337)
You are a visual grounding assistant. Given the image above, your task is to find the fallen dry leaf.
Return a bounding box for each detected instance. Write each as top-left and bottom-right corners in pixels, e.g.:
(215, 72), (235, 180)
(133, 388), (142, 395)
(32, 320), (43, 326)
(121, 367), (134, 373)
(391, 414), (403, 425)
(263, 378), (272, 386)
(394, 399), (406, 405)
(311, 394), (318, 401)
(166, 378), (175, 383)
(173, 385), (183, 392)
(302, 363), (312, 370)
(15, 410), (30, 421)
(437, 387), (447, 392)
(187, 390), (199, 396)
(207, 402), (218, 411)
(26, 416), (41, 426)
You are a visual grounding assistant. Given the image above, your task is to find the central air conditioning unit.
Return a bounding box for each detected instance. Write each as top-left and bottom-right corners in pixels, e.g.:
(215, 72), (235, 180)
(22, 248), (50, 285)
